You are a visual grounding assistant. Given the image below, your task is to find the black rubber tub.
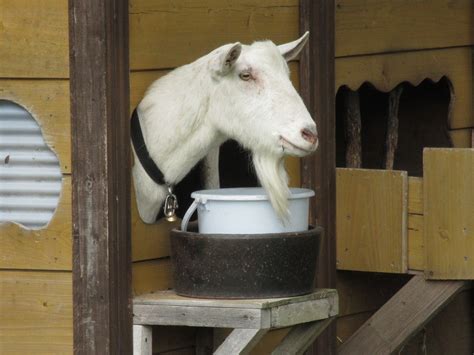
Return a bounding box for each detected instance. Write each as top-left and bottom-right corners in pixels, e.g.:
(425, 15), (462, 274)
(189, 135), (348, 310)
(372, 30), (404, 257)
(170, 224), (322, 299)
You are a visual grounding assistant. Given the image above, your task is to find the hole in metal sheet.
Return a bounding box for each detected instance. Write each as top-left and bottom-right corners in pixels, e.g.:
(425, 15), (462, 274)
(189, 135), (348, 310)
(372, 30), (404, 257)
(0, 100), (62, 229)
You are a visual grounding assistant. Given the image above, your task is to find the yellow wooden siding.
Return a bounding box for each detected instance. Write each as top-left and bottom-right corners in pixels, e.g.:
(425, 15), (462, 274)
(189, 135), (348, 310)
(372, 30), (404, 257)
(336, 168), (408, 273)
(424, 148), (474, 279)
(0, 80), (70, 173)
(0, 0), (69, 78)
(336, 47), (474, 129)
(0, 176), (72, 270)
(335, 0), (473, 58)
(129, 0), (299, 70)
(0, 270), (73, 354)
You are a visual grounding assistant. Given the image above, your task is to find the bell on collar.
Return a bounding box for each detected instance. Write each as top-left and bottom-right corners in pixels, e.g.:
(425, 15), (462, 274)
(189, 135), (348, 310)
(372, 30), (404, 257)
(163, 188), (179, 223)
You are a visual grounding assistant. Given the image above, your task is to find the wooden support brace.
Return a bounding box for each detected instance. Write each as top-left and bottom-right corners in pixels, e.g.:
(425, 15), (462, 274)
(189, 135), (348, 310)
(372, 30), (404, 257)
(385, 86), (403, 170)
(344, 90), (362, 168)
(133, 325), (152, 355)
(214, 328), (269, 355)
(338, 275), (468, 355)
(272, 317), (335, 355)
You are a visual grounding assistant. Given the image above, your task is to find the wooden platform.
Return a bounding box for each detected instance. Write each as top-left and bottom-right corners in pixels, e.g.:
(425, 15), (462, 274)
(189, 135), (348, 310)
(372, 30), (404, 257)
(133, 289), (338, 355)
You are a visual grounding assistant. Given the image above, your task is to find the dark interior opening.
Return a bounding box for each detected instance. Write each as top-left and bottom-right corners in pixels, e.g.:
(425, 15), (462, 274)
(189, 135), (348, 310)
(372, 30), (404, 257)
(336, 77), (453, 176)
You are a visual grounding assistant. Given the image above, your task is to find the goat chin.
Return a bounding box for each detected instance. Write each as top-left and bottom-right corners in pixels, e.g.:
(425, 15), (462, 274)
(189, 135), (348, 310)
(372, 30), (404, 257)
(252, 152), (291, 222)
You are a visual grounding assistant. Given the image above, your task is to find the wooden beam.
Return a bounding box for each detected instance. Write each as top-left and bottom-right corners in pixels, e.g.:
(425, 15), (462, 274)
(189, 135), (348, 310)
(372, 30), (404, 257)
(299, 0), (336, 353)
(338, 275), (468, 355)
(344, 90), (362, 168)
(69, 1), (132, 354)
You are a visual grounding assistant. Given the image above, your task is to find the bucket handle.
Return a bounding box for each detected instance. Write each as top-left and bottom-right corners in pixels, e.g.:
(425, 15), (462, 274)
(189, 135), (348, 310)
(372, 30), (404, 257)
(180, 200), (198, 232)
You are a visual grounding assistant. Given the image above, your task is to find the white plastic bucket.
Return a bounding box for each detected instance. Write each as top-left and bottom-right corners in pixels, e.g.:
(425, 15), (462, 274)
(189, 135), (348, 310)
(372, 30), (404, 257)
(180, 187), (315, 234)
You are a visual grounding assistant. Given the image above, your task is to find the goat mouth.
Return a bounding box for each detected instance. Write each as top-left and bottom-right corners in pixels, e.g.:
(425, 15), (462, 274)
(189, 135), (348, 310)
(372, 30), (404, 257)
(279, 136), (312, 154)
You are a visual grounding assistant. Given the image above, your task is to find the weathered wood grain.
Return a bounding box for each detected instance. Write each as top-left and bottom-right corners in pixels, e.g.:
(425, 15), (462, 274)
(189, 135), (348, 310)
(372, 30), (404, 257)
(0, 270), (73, 354)
(424, 148), (474, 279)
(69, 0), (132, 353)
(336, 47), (474, 129)
(133, 325), (153, 355)
(133, 289), (338, 329)
(300, 0), (337, 353)
(335, 0), (473, 57)
(344, 90), (362, 168)
(0, 79), (70, 172)
(336, 168), (408, 273)
(338, 275), (467, 355)
(385, 86), (403, 170)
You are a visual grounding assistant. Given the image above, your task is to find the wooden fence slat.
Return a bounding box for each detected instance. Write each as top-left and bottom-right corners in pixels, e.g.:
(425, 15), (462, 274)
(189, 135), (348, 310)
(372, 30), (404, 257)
(424, 148), (474, 279)
(336, 168), (408, 273)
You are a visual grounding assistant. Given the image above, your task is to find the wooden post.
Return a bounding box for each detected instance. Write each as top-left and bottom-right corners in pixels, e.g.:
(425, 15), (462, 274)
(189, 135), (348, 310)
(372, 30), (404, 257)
(344, 90), (362, 168)
(299, 0), (336, 354)
(385, 86), (403, 170)
(69, 1), (132, 354)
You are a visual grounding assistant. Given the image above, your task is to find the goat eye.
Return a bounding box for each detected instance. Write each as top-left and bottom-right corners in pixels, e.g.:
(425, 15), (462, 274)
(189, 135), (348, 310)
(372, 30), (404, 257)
(239, 72), (251, 81)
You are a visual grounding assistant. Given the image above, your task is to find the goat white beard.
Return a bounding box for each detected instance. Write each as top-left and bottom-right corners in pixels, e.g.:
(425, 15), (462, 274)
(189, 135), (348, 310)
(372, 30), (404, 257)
(252, 152), (291, 221)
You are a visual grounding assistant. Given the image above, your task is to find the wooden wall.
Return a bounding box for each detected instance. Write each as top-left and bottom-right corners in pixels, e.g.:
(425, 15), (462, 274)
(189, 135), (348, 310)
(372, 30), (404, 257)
(0, 0), (301, 353)
(334, 0), (473, 350)
(1, 0), (472, 353)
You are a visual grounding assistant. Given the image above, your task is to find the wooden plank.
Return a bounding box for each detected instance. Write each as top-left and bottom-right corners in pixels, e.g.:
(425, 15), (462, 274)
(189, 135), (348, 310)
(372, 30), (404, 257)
(69, 0), (132, 353)
(134, 289), (337, 310)
(450, 128), (474, 148)
(134, 304), (265, 329)
(408, 177), (423, 215)
(132, 258), (173, 296)
(336, 47), (474, 129)
(335, 0), (473, 58)
(214, 329), (269, 355)
(272, 318), (335, 355)
(270, 297), (337, 328)
(338, 275), (467, 355)
(408, 214), (424, 271)
(133, 325), (152, 355)
(336, 168), (408, 273)
(0, 79), (70, 173)
(0, 270), (72, 354)
(129, 0), (298, 70)
(300, 0), (336, 353)
(424, 148), (474, 279)
(0, 175), (72, 270)
(0, 0), (69, 78)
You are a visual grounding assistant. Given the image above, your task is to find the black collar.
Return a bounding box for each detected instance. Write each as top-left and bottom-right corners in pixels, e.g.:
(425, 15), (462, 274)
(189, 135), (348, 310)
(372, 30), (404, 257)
(130, 108), (167, 186)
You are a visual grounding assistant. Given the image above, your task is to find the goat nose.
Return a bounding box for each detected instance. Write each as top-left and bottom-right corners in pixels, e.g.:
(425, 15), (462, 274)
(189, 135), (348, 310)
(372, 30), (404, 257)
(301, 128), (318, 145)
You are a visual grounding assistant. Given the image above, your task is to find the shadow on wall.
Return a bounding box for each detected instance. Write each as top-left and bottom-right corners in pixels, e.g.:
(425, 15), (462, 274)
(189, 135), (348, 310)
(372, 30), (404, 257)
(336, 77), (453, 176)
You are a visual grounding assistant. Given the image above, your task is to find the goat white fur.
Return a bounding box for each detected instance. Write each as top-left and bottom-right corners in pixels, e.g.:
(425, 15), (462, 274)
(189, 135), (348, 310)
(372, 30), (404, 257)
(133, 32), (318, 223)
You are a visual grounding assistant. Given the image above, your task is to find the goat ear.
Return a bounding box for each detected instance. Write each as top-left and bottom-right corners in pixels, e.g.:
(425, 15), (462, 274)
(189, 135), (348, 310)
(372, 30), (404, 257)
(215, 42), (242, 75)
(278, 31), (309, 62)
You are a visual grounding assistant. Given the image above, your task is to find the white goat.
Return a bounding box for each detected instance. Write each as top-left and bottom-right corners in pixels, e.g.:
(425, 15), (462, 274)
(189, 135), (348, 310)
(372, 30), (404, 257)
(133, 32), (318, 223)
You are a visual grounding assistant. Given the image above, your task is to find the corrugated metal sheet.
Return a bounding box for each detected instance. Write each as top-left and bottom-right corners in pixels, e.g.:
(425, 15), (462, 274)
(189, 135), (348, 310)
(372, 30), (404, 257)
(0, 100), (62, 229)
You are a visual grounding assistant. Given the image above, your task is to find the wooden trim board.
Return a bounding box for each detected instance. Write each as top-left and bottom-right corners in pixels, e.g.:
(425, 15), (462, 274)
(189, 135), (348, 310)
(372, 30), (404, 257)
(336, 168), (408, 273)
(424, 148), (474, 279)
